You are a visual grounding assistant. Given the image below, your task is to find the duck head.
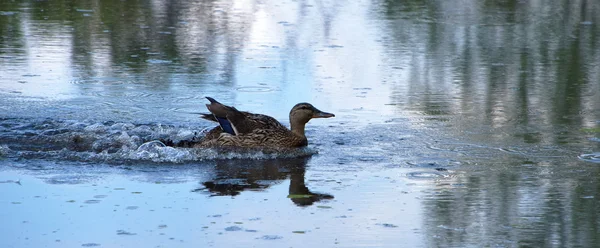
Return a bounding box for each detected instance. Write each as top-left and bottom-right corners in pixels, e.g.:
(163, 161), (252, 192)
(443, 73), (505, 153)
(289, 103), (334, 137)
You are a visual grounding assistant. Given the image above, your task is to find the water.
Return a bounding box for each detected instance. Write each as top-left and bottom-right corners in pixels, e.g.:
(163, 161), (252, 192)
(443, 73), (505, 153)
(1, 0), (600, 247)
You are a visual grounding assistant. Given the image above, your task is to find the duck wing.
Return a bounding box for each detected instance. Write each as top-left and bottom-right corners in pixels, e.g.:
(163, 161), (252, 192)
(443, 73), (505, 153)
(204, 97), (287, 136)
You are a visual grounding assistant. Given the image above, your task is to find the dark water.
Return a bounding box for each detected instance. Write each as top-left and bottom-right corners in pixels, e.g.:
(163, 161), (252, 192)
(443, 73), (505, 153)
(1, 0), (600, 247)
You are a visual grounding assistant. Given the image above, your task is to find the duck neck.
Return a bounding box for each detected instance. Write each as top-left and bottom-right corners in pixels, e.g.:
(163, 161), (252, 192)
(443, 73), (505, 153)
(290, 120), (307, 138)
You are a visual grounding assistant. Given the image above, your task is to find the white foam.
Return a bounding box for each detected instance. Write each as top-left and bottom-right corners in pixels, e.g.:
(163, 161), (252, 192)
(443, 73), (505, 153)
(131, 141), (195, 163)
(0, 145), (11, 156)
(0, 119), (321, 163)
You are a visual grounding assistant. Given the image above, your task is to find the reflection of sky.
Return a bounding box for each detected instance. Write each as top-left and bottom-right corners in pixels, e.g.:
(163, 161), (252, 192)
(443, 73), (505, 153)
(233, 0), (398, 120)
(0, 0), (598, 127)
(0, 0), (403, 123)
(0, 167), (424, 248)
(2, 12), (76, 99)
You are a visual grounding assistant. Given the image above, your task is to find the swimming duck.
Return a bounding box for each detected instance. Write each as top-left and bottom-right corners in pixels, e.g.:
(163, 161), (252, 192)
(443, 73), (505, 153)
(195, 97), (334, 149)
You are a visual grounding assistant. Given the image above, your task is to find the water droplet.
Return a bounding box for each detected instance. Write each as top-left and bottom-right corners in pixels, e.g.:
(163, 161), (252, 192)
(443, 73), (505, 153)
(377, 223), (398, 228)
(116, 230), (136, 235)
(81, 243), (101, 247)
(258, 235), (283, 240)
(225, 226), (242, 231)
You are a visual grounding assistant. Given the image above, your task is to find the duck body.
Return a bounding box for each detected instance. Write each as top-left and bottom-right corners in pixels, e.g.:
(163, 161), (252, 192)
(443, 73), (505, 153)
(195, 97), (334, 149)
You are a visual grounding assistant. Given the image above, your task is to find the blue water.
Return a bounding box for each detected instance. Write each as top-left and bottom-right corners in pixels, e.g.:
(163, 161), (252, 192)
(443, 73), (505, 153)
(1, 0), (600, 247)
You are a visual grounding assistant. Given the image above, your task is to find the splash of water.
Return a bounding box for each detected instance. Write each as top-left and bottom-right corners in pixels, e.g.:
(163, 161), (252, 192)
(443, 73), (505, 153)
(0, 118), (317, 163)
(578, 153), (600, 163)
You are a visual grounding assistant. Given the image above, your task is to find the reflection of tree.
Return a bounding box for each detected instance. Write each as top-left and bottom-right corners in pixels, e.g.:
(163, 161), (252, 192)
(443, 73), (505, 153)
(197, 157), (333, 207)
(380, 0), (599, 143)
(5, 0), (257, 82)
(421, 159), (600, 247)
(378, 0), (600, 247)
(0, 1), (24, 58)
(1, 0), (346, 97)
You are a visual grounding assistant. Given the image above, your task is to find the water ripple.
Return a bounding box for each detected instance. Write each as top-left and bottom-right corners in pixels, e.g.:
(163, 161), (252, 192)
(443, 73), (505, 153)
(405, 171), (449, 180)
(578, 153), (600, 163)
(236, 86), (275, 92)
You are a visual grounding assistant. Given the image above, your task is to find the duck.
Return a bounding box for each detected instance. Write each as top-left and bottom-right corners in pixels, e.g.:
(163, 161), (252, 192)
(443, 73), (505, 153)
(194, 97), (335, 149)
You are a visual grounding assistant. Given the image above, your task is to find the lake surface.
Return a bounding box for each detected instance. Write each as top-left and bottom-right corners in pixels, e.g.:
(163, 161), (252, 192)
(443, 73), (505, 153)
(1, 0), (600, 247)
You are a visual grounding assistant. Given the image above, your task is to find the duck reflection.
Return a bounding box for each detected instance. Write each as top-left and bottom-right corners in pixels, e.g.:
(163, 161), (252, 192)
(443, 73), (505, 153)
(196, 157), (333, 206)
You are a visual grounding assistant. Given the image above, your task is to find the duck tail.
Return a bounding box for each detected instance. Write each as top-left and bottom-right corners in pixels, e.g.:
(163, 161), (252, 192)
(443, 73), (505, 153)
(205, 96), (219, 104)
(182, 109), (217, 122)
(200, 113), (217, 122)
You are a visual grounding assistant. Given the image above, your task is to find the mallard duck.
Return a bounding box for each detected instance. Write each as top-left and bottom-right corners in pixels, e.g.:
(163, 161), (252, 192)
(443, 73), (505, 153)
(194, 97), (334, 149)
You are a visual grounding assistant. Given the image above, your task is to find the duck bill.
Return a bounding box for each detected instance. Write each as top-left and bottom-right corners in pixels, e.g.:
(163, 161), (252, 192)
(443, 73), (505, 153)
(313, 110), (335, 118)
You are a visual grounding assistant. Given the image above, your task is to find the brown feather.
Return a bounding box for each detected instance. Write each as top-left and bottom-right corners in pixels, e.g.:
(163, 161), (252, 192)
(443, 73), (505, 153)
(195, 97), (334, 149)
